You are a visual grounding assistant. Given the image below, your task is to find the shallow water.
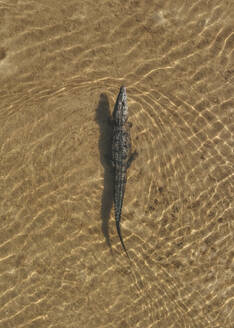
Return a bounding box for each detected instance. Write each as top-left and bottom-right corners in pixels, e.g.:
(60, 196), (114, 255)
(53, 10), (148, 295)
(0, 1), (233, 327)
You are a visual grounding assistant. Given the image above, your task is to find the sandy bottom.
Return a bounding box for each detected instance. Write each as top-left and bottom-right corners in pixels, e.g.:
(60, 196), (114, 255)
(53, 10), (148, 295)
(0, 1), (233, 327)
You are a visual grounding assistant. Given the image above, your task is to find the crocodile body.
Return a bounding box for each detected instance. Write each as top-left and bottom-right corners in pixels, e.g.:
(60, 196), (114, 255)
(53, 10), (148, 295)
(112, 86), (132, 257)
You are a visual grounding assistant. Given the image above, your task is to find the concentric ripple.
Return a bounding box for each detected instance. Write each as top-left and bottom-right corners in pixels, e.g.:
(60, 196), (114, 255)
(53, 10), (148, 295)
(0, 0), (233, 327)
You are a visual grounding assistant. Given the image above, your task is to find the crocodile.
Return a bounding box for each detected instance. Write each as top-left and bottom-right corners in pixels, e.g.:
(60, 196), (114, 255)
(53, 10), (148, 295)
(112, 86), (135, 258)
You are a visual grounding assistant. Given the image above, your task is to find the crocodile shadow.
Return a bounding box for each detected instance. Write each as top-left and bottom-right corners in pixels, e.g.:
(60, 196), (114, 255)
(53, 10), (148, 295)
(95, 93), (114, 254)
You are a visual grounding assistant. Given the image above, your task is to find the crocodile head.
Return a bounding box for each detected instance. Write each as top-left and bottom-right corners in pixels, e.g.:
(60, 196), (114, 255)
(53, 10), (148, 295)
(113, 86), (128, 125)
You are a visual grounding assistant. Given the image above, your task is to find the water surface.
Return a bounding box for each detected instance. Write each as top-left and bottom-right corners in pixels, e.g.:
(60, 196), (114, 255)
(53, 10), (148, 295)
(0, 1), (233, 327)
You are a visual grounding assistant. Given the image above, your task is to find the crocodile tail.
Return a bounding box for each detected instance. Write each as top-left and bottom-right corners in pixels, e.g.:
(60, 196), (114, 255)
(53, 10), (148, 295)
(116, 219), (130, 259)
